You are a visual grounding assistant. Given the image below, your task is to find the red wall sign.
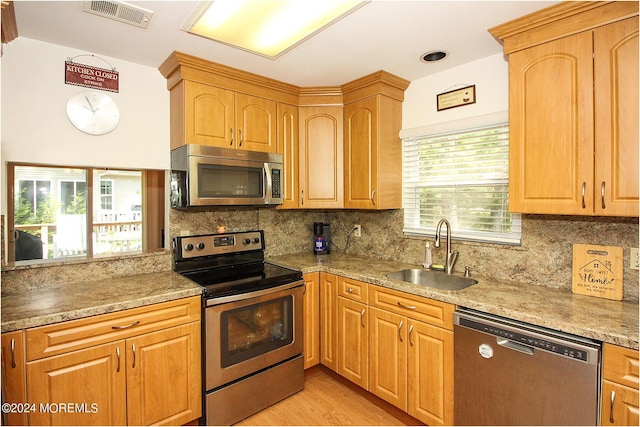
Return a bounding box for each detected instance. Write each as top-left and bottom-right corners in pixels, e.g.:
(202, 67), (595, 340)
(65, 61), (119, 92)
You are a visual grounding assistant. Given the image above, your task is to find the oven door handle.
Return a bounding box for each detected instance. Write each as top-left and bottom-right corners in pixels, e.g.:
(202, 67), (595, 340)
(205, 279), (305, 306)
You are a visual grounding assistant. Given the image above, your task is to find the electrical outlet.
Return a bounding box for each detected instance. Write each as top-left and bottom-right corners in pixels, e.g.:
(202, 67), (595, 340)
(353, 224), (361, 237)
(630, 247), (639, 270)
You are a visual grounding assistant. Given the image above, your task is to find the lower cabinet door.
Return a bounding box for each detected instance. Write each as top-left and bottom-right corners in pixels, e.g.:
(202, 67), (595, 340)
(2, 331), (27, 426)
(126, 322), (201, 426)
(303, 272), (320, 369)
(601, 380), (640, 426)
(407, 320), (454, 426)
(26, 341), (127, 426)
(337, 297), (368, 389)
(369, 307), (407, 410)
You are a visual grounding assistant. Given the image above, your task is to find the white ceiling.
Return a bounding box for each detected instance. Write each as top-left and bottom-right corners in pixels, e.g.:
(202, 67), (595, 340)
(13, 1), (558, 87)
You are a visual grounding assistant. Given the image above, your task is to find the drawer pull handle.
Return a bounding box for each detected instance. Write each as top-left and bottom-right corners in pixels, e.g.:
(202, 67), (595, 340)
(229, 128), (234, 146)
(398, 320), (404, 342)
(238, 129), (243, 146)
(116, 347), (121, 372)
(132, 343), (136, 368)
(601, 181), (606, 210)
(371, 189), (376, 206)
(361, 309), (366, 328)
(347, 288), (354, 293)
(409, 324), (414, 347)
(10, 338), (16, 368)
(111, 320), (140, 330)
(397, 301), (417, 310)
(609, 390), (616, 423)
(581, 182), (586, 209)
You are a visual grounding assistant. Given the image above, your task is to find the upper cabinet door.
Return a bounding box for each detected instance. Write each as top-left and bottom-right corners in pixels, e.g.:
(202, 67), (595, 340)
(184, 81), (235, 149)
(508, 32), (594, 215)
(298, 106), (344, 209)
(594, 17), (639, 217)
(344, 95), (403, 210)
(235, 93), (277, 153)
(277, 103), (300, 209)
(344, 98), (377, 209)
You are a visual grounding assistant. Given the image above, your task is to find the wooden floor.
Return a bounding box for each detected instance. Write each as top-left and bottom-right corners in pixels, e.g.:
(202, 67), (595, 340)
(235, 366), (422, 426)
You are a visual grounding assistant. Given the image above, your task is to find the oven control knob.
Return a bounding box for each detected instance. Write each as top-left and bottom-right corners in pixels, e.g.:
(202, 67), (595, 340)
(243, 238), (251, 245)
(184, 243), (194, 251)
(196, 242), (205, 250)
(253, 238), (260, 244)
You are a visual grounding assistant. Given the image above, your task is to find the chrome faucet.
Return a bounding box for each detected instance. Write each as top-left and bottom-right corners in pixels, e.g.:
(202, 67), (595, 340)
(434, 219), (458, 274)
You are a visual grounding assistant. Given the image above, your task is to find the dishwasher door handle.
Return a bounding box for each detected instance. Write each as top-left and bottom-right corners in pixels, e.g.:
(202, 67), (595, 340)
(497, 338), (534, 355)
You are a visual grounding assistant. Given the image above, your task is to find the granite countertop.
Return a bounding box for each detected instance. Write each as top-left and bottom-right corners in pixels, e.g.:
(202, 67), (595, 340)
(268, 252), (640, 350)
(2, 253), (637, 350)
(1, 271), (202, 333)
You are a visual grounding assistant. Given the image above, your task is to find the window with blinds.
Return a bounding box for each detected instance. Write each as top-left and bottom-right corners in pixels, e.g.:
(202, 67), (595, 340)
(402, 122), (521, 245)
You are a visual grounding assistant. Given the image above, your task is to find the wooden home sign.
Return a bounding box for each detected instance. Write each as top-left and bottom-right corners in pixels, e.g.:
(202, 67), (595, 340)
(572, 244), (623, 300)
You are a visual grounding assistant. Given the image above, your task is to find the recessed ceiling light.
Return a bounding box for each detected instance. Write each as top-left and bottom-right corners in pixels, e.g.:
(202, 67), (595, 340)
(421, 50), (448, 62)
(182, 0), (367, 59)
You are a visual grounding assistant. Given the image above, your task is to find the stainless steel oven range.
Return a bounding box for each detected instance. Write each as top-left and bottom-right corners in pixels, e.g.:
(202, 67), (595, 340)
(173, 230), (304, 426)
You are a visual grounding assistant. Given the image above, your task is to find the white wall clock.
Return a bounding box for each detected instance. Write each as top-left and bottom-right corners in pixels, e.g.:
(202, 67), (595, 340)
(66, 90), (120, 135)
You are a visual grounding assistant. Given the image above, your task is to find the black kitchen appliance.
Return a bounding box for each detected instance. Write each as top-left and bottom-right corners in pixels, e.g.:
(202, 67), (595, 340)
(313, 222), (330, 255)
(172, 230), (304, 425)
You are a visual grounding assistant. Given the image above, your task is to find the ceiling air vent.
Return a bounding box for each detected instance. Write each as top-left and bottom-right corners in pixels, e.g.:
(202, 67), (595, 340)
(82, 1), (153, 29)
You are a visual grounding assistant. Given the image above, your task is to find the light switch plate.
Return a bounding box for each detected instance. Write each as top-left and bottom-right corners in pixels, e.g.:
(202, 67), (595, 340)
(630, 248), (639, 270)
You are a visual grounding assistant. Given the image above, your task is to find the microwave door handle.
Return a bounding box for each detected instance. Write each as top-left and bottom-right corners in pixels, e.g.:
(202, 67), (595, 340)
(264, 163), (273, 203)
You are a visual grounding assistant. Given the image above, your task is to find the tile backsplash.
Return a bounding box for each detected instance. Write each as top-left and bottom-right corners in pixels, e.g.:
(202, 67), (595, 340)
(3, 208), (636, 302)
(171, 208), (639, 301)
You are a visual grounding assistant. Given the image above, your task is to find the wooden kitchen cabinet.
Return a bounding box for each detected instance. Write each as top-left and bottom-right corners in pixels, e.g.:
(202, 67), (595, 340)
(172, 80), (276, 152)
(302, 272), (320, 369)
(27, 341), (127, 426)
(320, 272), (338, 371)
(369, 306), (407, 410)
(491, 2), (638, 216)
(342, 72), (409, 210)
(126, 322), (201, 426)
(343, 97), (404, 209)
(277, 102), (300, 209)
(601, 343), (639, 426)
(159, 51), (299, 153)
(1, 330), (27, 426)
(298, 106), (344, 208)
(406, 318), (454, 426)
(337, 283), (368, 389)
(24, 296), (201, 426)
(369, 285), (454, 426)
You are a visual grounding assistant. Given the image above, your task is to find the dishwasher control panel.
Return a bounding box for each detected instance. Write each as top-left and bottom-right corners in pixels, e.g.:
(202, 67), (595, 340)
(454, 309), (601, 364)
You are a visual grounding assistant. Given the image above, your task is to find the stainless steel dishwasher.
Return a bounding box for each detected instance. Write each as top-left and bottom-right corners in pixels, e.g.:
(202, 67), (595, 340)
(454, 308), (601, 426)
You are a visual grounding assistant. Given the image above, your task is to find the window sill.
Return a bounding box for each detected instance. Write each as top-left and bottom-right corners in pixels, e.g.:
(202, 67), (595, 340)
(2, 249), (170, 272)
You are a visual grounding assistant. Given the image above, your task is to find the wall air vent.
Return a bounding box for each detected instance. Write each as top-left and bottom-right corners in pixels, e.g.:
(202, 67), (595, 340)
(82, 1), (153, 29)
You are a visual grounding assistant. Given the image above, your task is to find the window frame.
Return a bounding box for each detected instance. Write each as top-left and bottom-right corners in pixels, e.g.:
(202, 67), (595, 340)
(6, 162), (166, 264)
(401, 115), (521, 245)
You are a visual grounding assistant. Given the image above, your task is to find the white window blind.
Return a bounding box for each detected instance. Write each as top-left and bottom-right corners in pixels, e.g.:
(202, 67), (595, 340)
(403, 122), (521, 245)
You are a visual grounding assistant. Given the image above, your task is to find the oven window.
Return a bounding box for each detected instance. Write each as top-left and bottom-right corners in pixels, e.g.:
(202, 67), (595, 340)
(221, 296), (293, 367)
(199, 164), (263, 198)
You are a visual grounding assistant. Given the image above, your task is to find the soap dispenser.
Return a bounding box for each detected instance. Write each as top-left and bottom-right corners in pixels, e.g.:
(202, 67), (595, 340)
(423, 242), (432, 269)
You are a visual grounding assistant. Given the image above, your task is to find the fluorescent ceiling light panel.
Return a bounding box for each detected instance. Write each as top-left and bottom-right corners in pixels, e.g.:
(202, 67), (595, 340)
(182, 0), (366, 58)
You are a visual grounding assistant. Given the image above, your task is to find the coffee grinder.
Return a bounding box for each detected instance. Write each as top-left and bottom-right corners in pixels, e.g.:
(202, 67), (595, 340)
(313, 222), (330, 255)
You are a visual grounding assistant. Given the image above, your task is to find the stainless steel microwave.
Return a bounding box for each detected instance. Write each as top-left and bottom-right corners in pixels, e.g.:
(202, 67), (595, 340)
(170, 145), (283, 208)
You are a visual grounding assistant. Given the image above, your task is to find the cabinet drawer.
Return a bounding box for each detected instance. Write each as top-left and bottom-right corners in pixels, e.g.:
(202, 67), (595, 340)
(337, 277), (368, 302)
(369, 286), (453, 330)
(603, 343), (639, 390)
(26, 296), (201, 361)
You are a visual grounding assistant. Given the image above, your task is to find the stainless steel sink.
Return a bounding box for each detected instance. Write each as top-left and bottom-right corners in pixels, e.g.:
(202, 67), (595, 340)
(386, 268), (477, 291)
